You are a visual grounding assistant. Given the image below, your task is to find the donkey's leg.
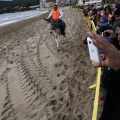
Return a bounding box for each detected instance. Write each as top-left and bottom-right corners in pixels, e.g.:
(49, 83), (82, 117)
(56, 36), (59, 50)
(53, 32), (59, 50)
(58, 35), (61, 47)
(60, 35), (63, 44)
(57, 35), (63, 51)
(51, 35), (56, 46)
(50, 31), (56, 47)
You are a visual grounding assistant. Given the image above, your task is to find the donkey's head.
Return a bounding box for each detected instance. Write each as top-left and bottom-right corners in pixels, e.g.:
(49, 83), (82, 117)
(43, 18), (53, 31)
(43, 18), (52, 23)
(43, 18), (61, 35)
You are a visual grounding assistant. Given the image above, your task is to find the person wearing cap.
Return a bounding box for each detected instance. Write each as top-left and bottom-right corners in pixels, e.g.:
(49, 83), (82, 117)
(47, 4), (66, 36)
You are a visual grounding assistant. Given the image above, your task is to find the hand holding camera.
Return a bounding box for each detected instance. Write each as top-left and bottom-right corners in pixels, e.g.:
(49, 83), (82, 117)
(104, 30), (116, 39)
(87, 37), (100, 63)
(103, 32), (110, 37)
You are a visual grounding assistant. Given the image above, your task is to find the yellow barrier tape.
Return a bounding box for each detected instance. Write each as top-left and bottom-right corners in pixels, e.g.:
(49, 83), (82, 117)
(91, 21), (97, 34)
(92, 68), (101, 120)
(85, 16), (101, 120)
(89, 84), (96, 89)
(72, 8), (83, 12)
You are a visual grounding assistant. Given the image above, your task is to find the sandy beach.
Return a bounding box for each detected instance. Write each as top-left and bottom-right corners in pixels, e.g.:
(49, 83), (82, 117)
(0, 7), (98, 120)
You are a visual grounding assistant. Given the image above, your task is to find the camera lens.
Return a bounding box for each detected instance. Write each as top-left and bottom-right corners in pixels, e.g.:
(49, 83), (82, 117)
(89, 41), (91, 44)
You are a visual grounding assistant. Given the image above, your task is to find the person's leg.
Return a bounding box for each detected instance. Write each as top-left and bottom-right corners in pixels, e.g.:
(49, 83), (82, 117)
(99, 93), (112, 120)
(62, 21), (66, 36)
(58, 19), (65, 36)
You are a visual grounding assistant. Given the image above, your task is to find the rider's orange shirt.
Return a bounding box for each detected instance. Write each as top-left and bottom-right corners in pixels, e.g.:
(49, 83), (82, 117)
(52, 9), (60, 21)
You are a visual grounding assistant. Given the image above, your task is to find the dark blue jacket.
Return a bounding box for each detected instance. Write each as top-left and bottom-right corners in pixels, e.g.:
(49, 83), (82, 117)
(98, 15), (109, 27)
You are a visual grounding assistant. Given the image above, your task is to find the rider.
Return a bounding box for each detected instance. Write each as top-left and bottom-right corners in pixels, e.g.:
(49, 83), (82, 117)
(47, 3), (66, 36)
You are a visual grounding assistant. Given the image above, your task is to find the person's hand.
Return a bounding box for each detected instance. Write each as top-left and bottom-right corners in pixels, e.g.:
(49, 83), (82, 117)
(104, 29), (116, 39)
(93, 54), (106, 67)
(96, 26), (99, 29)
(87, 32), (120, 70)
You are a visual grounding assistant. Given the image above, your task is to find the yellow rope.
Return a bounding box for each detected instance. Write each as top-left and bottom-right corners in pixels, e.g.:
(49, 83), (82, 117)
(92, 68), (101, 120)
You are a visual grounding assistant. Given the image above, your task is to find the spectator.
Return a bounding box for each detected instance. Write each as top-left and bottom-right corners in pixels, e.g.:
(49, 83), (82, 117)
(104, 6), (112, 21)
(96, 15), (110, 35)
(96, 7), (104, 23)
(97, 15), (109, 28)
(112, 8), (120, 32)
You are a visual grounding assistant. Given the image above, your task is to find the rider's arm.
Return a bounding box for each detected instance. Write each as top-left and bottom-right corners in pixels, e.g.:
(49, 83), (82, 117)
(59, 9), (64, 19)
(48, 11), (52, 18)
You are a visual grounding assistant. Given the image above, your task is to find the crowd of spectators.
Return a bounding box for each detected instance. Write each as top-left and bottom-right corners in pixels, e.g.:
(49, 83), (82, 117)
(82, 1), (120, 120)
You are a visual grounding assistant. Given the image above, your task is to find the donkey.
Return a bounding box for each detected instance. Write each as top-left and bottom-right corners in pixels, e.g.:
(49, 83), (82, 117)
(43, 18), (65, 51)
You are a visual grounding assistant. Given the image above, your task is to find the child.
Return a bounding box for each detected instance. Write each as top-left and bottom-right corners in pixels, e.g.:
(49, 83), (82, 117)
(97, 15), (109, 29)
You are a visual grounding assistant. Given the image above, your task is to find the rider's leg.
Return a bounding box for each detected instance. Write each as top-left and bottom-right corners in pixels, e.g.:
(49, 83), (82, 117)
(58, 19), (65, 36)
